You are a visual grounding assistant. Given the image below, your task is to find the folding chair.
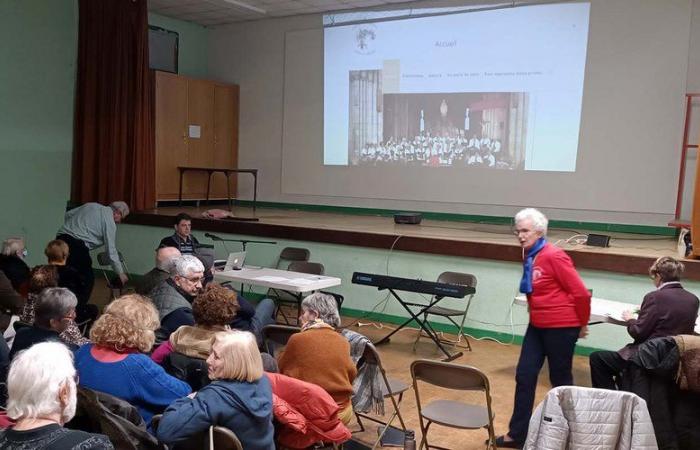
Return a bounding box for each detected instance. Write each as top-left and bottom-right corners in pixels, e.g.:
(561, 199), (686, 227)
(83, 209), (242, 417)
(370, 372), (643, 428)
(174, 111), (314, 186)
(353, 342), (410, 450)
(151, 414), (244, 450)
(275, 247), (310, 269)
(411, 359), (496, 450)
(272, 261), (324, 325)
(322, 291), (344, 311)
(262, 324), (300, 358)
(96, 251), (130, 299)
(413, 272), (476, 352)
(266, 247), (310, 324)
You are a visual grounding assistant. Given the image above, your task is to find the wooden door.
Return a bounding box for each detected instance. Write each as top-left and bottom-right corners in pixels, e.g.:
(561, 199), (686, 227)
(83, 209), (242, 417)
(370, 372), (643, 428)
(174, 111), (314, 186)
(210, 84), (239, 198)
(155, 72), (188, 200)
(184, 79), (215, 198)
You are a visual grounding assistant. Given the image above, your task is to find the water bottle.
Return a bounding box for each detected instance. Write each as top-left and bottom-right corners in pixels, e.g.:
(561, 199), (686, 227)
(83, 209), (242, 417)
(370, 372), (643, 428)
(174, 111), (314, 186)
(404, 430), (416, 450)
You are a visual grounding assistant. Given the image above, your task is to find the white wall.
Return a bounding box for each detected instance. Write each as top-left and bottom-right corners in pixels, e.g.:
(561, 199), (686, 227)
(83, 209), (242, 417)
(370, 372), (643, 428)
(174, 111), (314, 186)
(208, 0), (695, 226)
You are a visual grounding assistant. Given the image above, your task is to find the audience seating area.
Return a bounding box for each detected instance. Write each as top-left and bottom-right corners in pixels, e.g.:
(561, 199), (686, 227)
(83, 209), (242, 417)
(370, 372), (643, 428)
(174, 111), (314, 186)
(0, 225), (698, 450)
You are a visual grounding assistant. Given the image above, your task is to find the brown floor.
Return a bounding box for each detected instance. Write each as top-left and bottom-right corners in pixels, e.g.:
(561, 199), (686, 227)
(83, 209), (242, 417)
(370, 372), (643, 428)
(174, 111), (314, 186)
(92, 281), (592, 450)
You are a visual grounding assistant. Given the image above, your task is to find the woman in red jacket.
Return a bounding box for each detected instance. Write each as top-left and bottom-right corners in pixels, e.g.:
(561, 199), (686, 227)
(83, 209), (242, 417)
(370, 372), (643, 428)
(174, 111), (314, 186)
(496, 208), (591, 448)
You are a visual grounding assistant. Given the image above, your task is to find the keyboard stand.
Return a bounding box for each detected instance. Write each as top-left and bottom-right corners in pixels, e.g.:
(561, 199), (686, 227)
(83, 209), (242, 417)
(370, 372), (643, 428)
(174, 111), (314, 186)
(374, 288), (462, 362)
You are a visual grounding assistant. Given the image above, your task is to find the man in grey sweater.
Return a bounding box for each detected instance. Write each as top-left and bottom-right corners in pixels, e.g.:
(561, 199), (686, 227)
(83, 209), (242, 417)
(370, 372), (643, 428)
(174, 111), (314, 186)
(56, 201), (130, 302)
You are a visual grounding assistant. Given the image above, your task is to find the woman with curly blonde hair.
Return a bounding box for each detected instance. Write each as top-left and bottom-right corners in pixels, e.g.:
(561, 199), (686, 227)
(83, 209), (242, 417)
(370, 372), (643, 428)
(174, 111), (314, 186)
(73, 294), (191, 423)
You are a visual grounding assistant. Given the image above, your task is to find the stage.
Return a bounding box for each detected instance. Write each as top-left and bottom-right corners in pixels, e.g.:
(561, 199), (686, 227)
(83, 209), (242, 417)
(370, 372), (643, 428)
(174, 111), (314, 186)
(127, 204), (699, 280)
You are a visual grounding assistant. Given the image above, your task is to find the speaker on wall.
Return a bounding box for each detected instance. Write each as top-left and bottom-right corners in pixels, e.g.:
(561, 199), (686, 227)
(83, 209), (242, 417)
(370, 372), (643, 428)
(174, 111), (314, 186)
(148, 26), (179, 73)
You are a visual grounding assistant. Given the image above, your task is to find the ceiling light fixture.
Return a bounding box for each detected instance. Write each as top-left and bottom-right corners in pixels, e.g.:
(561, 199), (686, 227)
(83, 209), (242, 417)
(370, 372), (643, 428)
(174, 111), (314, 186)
(222, 0), (266, 14)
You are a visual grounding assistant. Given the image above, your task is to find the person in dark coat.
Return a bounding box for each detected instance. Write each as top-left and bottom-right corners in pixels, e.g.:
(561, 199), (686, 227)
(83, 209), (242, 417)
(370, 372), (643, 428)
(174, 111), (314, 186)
(590, 256), (700, 390)
(622, 336), (700, 450)
(10, 287), (79, 360)
(0, 237), (30, 296)
(45, 239), (96, 325)
(135, 247), (181, 296)
(0, 341), (113, 449)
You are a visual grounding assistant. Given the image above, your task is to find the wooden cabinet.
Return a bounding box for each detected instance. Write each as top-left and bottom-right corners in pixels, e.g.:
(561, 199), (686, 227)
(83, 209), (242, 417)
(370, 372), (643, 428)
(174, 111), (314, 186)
(155, 71), (239, 201)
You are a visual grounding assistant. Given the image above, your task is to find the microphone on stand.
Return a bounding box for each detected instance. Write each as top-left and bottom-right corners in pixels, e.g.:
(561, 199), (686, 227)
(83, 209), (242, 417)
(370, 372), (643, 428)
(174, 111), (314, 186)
(204, 233), (222, 241)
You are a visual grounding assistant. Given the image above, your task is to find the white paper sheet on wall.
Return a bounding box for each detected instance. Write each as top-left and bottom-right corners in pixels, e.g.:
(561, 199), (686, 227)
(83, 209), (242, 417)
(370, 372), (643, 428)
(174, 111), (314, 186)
(188, 125), (201, 138)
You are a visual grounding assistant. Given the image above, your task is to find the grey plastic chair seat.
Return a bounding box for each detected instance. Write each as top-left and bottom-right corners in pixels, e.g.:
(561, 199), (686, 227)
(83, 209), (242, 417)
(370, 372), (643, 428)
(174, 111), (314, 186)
(421, 399), (490, 429)
(381, 377), (410, 397)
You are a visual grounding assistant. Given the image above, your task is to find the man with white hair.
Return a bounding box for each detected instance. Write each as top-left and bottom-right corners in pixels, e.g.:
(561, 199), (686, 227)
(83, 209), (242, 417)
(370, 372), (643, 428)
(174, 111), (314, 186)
(0, 341), (113, 449)
(135, 246), (181, 295)
(57, 201), (130, 300)
(148, 254), (204, 343)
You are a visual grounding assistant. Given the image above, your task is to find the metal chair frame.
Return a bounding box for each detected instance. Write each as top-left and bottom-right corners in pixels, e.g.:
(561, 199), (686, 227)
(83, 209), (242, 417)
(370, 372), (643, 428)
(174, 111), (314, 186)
(96, 251), (130, 299)
(151, 414), (244, 450)
(353, 342), (409, 450)
(413, 272), (476, 353)
(411, 359), (496, 450)
(268, 247), (311, 324)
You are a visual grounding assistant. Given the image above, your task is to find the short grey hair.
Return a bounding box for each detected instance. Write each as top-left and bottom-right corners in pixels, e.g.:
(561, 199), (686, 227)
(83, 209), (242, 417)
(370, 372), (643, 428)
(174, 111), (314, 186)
(301, 292), (341, 328)
(7, 341), (77, 421)
(172, 254), (204, 277)
(35, 287), (77, 328)
(156, 246), (181, 272)
(1, 237), (25, 256)
(514, 208), (549, 235)
(110, 201), (130, 218)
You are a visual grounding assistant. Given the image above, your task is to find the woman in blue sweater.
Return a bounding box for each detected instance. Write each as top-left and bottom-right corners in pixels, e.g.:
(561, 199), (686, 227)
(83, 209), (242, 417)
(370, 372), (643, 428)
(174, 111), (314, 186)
(74, 294), (191, 424)
(156, 330), (274, 450)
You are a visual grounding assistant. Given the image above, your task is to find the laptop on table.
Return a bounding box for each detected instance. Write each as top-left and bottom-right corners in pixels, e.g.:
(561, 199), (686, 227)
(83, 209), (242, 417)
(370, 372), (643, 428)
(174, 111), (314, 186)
(223, 251), (246, 271)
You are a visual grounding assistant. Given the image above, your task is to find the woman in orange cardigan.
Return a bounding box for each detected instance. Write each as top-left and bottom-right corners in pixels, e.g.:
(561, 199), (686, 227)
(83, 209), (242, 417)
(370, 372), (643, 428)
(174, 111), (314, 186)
(278, 293), (357, 424)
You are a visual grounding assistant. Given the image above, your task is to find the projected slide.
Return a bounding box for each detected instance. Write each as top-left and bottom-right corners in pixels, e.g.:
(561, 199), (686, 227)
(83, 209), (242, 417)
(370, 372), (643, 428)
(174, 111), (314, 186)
(323, 3), (590, 171)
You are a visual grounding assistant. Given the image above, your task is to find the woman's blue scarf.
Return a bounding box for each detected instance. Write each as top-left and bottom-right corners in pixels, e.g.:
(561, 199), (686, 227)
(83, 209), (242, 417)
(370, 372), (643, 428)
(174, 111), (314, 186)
(519, 237), (546, 294)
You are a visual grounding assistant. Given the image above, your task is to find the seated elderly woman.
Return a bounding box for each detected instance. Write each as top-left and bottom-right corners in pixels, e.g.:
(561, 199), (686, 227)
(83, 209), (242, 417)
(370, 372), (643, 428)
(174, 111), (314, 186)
(0, 341), (113, 449)
(10, 287), (80, 359)
(151, 284), (239, 364)
(156, 330), (274, 450)
(278, 293), (357, 424)
(74, 294), (191, 423)
(19, 265), (88, 348)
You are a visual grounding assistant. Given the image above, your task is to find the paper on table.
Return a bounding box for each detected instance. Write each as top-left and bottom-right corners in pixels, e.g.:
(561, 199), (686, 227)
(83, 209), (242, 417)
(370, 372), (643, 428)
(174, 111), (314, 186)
(254, 276), (289, 282)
